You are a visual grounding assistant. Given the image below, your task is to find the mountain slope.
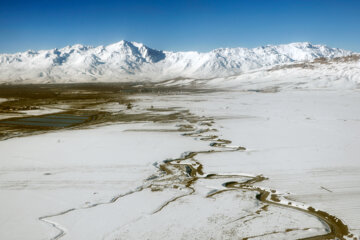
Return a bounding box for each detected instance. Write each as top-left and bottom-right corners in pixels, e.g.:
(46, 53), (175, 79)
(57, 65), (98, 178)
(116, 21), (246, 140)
(162, 55), (360, 90)
(0, 40), (353, 84)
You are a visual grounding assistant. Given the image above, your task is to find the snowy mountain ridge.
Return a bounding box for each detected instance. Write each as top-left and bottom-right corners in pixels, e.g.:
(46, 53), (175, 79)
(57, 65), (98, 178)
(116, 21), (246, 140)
(0, 40), (354, 84)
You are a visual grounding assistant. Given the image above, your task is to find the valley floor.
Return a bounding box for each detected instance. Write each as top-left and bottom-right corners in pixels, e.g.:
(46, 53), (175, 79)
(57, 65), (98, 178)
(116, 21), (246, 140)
(0, 85), (359, 239)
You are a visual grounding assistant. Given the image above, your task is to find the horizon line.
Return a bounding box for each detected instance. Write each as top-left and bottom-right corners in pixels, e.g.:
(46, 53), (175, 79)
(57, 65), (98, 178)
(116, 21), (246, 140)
(0, 40), (355, 55)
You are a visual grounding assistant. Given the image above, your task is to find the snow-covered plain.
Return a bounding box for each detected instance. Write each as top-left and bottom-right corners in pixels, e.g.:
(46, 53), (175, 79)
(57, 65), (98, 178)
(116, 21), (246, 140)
(0, 88), (359, 239)
(0, 122), (210, 239)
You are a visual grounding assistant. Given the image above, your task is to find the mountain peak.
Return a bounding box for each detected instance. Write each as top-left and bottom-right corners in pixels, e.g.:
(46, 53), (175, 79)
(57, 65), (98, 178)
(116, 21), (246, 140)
(105, 40), (141, 52)
(0, 41), (353, 83)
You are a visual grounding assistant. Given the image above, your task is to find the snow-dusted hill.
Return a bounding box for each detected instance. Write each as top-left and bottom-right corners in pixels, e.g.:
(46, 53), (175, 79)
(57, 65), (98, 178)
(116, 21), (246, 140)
(163, 55), (360, 90)
(0, 41), (354, 84)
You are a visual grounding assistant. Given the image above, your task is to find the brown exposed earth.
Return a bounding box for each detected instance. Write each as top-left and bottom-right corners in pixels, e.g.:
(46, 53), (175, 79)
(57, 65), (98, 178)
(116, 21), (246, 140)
(0, 83), (215, 141)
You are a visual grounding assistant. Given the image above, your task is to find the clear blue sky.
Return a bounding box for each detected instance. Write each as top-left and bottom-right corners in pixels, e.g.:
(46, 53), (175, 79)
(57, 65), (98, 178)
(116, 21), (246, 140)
(1, 0), (359, 53)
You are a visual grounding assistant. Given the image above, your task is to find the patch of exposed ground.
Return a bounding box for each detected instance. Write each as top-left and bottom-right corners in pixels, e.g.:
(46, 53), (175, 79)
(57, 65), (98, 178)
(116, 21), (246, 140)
(0, 83), (216, 141)
(268, 54), (360, 72)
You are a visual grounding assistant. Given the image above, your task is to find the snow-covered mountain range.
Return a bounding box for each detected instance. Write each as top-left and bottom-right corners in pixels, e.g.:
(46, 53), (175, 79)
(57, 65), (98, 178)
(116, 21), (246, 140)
(0, 40), (355, 84)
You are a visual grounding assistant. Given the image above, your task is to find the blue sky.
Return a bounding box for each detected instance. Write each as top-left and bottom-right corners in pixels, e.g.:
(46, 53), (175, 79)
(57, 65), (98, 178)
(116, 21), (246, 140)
(0, 0), (359, 53)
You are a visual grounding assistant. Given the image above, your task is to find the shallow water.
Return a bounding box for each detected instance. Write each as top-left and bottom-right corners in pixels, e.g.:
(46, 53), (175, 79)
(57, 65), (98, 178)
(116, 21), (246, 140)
(0, 114), (89, 128)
